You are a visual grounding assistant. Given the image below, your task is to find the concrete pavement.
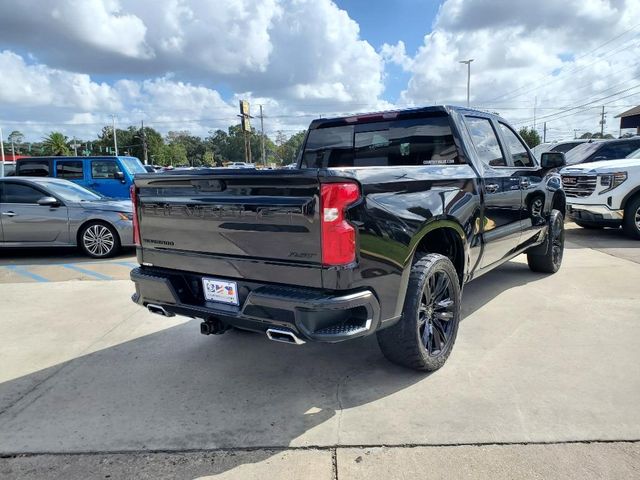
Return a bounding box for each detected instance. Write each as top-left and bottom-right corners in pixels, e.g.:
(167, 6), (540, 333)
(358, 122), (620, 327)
(0, 229), (639, 478)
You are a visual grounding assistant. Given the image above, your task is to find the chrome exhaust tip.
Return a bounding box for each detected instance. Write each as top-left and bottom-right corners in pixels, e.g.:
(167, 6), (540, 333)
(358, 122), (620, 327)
(266, 328), (305, 345)
(147, 303), (174, 317)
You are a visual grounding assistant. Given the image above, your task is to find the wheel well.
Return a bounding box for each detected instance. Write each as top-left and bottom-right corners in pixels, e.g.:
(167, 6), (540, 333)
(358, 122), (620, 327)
(621, 187), (640, 210)
(552, 191), (566, 217)
(76, 219), (120, 246)
(414, 227), (464, 285)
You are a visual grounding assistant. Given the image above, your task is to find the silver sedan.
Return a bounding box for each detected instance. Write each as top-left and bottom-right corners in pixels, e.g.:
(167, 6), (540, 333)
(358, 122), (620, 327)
(0, 177), (134, 258)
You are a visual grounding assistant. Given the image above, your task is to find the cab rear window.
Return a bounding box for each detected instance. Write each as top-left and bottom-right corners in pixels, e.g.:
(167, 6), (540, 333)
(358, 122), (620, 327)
(302, 115), (461, 168)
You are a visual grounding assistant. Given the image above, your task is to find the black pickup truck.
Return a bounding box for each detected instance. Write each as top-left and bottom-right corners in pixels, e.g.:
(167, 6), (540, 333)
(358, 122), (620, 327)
(129, 106), (566, 371)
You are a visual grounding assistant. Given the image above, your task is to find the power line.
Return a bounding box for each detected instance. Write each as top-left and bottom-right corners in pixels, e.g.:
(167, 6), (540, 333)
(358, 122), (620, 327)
(512, 83), (640, 126)
(483, 23), (640, 103)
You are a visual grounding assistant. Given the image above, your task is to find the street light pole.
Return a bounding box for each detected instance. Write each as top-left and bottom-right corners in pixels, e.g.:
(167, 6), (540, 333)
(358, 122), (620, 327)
(0, 127), (5, 177)
(459, 59), (474, 107)
(111, 114), (118, 156)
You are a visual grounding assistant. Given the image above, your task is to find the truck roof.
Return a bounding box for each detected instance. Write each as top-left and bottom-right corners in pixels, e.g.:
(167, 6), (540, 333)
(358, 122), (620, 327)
(308, 105), (501, 129)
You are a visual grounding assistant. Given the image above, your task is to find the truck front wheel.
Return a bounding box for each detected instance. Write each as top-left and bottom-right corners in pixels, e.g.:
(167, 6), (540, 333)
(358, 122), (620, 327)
(527, 209), (564, 273)
(622, 196), (640, 240)
(377, 253), (461, 372)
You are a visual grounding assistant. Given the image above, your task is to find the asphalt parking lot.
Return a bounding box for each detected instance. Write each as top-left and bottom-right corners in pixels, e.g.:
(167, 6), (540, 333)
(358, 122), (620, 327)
(1, 224), (639, 479)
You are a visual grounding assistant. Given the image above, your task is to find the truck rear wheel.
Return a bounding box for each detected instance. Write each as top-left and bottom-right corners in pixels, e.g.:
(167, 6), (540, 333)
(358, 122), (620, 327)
(527, 209), (564, 273)
(377, 253), (461, 372)
(622, 196), (640, 240)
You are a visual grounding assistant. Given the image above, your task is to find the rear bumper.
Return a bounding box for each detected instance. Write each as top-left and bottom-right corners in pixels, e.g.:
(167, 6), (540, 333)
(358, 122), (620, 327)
(130, 267), (381, 343)
(567, 203), (623, 225)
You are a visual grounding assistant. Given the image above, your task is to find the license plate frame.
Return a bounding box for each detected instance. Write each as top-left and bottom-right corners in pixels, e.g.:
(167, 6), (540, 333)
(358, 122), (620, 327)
(202, 277), (239, 305)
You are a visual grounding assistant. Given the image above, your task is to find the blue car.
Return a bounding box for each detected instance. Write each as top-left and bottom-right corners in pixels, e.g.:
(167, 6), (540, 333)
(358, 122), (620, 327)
(14, 156), (146, 199)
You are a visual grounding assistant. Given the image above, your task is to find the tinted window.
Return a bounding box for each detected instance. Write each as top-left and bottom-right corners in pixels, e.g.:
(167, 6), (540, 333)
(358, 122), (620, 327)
(499, 123), (534, 167)
(56, 160), (84, 179)
(302, 125), (354, 168)
(301, 116), (460, 168)
(589, 141), (640, 162)
(18, 160), (50, 176)
(2, 183), (44, 203)
(550, 142), (582, 154)
(91, 160), (119, 179)
(465, 117), (506, 167)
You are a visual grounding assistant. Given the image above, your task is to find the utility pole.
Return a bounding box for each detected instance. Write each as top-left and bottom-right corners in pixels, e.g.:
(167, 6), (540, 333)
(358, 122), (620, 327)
(0, 128), (5, 177)
(259, 105), (266, 166)
(10, 136), (15, 158)
(459, 59), (474, 107)
(533, 96), (537, 131)
(72, 137), (78, 156)
(600, 106), (606, 137)
(543, 122), (547, 143)
(141, 120), (149, 165)
(111, 114), (118, 156)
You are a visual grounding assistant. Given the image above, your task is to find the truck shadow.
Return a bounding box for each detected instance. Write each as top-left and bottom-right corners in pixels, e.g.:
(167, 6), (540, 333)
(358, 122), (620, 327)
(0, 259), (550, 477)
(564, 225), (638, 250)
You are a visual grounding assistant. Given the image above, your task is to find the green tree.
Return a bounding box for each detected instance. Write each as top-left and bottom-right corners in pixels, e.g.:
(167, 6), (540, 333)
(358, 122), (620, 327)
(276, 131), (305, 165)
(518, 127), (541, 148)
(42, 132), (71, 156)
(166, 131), (206, 166)
(8, 131), (24, 153)
(205, 125), (266, 164)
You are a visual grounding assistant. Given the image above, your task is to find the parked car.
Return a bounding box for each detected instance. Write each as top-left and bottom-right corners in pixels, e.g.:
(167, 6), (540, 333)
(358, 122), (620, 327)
(0, 177), (134, 257)
(1, 162), (16, 177)
(129, 105), (566, 372)
(561, 147), (640, 238)
(564, 137), (640, 166)
(226, 162), (255, 169)
(532, 139), (596, 160)
(15, 156), (146, 199)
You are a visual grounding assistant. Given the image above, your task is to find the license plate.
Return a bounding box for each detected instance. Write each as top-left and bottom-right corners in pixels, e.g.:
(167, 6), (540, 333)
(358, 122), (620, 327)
(202, 277), (239, 305)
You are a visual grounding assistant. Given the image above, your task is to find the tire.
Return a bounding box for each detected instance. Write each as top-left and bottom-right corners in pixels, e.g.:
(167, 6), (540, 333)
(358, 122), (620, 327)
(622, 195), (640, 240)
(79, 221), (120, 258)
(527, 209), (564, 273)
(377, 253), (461, 372)
(574, 220), (604, 229)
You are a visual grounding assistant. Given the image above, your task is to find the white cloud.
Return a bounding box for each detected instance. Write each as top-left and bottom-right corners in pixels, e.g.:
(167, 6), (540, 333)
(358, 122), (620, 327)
(0, 0), (387, 141)
(397, 0), (640, 139)
(380, 41), (413, 71)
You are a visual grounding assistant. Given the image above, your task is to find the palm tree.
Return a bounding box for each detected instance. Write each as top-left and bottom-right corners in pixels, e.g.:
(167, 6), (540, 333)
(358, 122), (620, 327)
(42, 132), (71, 156)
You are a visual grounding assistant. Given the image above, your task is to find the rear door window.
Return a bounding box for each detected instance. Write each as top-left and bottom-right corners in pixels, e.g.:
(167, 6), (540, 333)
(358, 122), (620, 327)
(91, 160), (119, 179)
(465, 117), (507, 167)
(498, 123), (535, 167)
(1, 182), (44, 203)
(56, 160), (84, 179)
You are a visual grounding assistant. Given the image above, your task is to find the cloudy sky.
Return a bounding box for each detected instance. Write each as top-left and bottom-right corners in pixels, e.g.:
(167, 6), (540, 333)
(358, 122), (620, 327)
(0, 0), (639, 142)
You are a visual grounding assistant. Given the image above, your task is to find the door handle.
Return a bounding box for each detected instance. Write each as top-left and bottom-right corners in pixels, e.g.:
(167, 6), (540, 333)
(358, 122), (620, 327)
(1, 211), (16, 217)
(485, 183), (499, 193)
(520, 178), (530, 188)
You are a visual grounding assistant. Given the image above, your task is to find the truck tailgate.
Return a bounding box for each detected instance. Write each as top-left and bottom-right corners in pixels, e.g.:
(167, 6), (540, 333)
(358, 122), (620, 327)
(134, 170), (324, 285)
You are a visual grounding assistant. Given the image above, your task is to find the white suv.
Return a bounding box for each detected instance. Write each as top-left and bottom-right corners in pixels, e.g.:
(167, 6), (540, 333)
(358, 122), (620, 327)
(561, 148), (640, 239)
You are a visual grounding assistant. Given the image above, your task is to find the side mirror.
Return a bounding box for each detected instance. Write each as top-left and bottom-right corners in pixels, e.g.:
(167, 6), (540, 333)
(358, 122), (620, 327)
(37, 196), (59, 207)
(114, 171), (125, 182)
(540, 151), (566, 169)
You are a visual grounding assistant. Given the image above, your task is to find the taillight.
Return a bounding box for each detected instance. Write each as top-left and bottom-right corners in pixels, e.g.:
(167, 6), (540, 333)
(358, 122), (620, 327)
(320, 182), (360, 266)
(129, 184), (141, 246)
